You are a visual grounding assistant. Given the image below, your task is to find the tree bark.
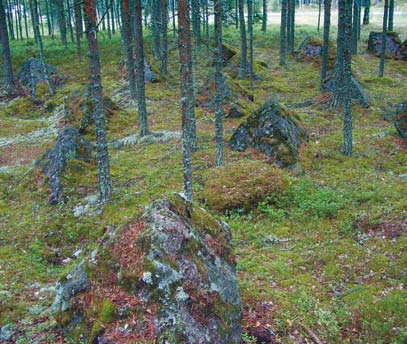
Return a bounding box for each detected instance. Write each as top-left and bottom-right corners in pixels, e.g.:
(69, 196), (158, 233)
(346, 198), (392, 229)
(0, 0), (15, 89)
(160, 0), (168, 76)
(280, 0), (287, 65)
(363, 0), (370, 24)
(74, 0), (83, 61)
(83, 0), (113, 202)
(178, 0), (194, 201)
(320, 0), (331, 90)
(262, 0), (267, 32)
(214, 0), (223, 167)
(238, 0), (247, 78)
(56, 0), (68, 46)
(135, 0), (149, 136)
(388, 0), (394, 31)
(379, 0), (389, 77)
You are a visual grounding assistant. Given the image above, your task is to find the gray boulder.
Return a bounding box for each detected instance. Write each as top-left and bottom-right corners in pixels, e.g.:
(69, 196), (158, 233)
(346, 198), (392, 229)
(52, 194), (242, 344)
(230, 99), (308, 167)
(367, 31), (407, 60)
(40, 126), (93, 204)
(17, 57), (57, 96)
(394, 101), (407, 139)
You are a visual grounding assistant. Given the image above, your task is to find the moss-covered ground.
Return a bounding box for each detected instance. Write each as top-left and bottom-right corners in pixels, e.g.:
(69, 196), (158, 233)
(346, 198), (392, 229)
(0, 9), (406, 343)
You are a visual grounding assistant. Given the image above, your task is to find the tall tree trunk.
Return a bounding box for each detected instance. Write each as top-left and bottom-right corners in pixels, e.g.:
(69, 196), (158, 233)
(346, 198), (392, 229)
(238, 0), (247, 78)
(191, 0), (200, 50)
(363, 0), (370, 24)
(121, 0), (137, 99)
(45, 0), (53, 36)
(105, 0), (111, 39)
(6, 0), (15, 40)
(351, 0), (360, 55)
(320, 0), (331, 90)
(67, 0), (75, 43)
(160, 0), (168, 76)
(289, 0), (295, 54)
(214, 0), (223, 166)
(74, 0), (83, 61)
(83, 0), (112, 203)
(135, 0), (149, 136)
(280, 0), (287, 65)
(110, 0), (115, 35)
(56, 0), (68, 46)
(388, 0), (394, 31)
(151, 0), (162, 59)
(262, 0), (267, 32)
(0, 0), (15, 88)
(335, 0), (353, 155)
(178, 0), (194, 202)
(317, 0), (322, 31)
(379, 0), (389, 77)
(248, 0), (254, 89)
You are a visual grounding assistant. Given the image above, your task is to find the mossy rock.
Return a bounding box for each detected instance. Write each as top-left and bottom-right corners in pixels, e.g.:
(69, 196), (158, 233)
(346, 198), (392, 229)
(394, 100), (407, 139)
(230, 99), (308, 167)
(201, 160), (288, 213)
(296, 35), (337, 69)
(51, 195), (242, 344)
(367, 31), (407, 60)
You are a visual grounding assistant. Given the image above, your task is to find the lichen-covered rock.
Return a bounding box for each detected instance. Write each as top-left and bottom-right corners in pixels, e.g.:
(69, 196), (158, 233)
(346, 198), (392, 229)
(367, 31), (407, 60)
(40, 126), (93, 204)
(51, 194), (242, 344)
(296, 36), (336, 68)
(17, 57), (57, 96)
(144, 57), (157, 83)
(230, 99), (308, 167)
(198, 74), (253, 117)
(63, 84), (121, 133)
(394, 101), (407, 139)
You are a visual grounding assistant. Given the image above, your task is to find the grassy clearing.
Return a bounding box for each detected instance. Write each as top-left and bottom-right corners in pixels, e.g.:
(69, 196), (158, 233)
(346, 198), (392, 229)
(0, 16), (406, 344)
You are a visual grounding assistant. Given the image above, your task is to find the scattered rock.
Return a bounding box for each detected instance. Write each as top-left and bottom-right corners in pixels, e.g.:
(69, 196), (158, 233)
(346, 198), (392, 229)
(144, 57), (157, 83)
(198, 74), (253, 117)
(296, 36), (336, 68)
(367, 31), (407, 60)
(324, 75), (369, 108)
(110, 130), (181, 149)
(52, 194), (242, 343)
(220, 42), (238, 65)
(230, 99), (308, 167)
(17, 57), (57, 97)
(39, 126), (93, 204)
(394, 100), (407, 139)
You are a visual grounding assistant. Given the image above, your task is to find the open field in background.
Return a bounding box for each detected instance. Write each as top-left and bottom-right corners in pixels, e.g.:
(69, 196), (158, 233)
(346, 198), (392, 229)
(0, 7), (406, 344)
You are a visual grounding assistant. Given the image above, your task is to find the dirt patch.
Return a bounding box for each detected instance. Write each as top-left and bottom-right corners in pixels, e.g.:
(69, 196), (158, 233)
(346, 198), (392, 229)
(0, 143), (48, 168)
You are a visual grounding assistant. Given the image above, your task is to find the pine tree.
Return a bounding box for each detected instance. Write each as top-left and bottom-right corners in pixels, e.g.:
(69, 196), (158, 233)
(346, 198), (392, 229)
(280, 0), (287, 66)
(84, 0), (112, 202)
(363, 0), (370, 24)
(214, 0), (224, 166)
(56, 0), (68, 47)
(320, 0), (331, 90)
(379, 0), (389, 77)
(262, 0), (267, 32)
(178, 0), (194, 201)
(0, 0), (15, 89)
(238, 0), (248, 78)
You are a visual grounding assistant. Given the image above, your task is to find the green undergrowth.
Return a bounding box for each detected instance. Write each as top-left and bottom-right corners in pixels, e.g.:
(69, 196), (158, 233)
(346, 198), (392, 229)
(0, 20), (406, 344)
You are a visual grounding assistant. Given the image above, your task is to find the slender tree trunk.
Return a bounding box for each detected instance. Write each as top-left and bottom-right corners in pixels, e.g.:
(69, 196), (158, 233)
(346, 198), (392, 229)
(262, 0), (267, 32)
(45, 0), (52, 37)
(351, 0), (359, 55)
(248, 0), (254, 89)
(6, 0), (14, 41)
(388, 0), (394, 31)
(363, 0), (370, 24)
(280, 0), (287, 65)
(160, 0), (168, 76)
(178, 0), (194, 202)
(110, 0), (115, 35)
(105, 0), (111, 39)
(23, 0), (29, 39)
(317, 0), (322, 31)
(235, 0), (238, 28)
(191, 0), (200, 50)
(238, 0), (248, 78)
(121, 0), (137, 99)
(172, 0), (176, 43)
(135, 0), (149, 136)
(214, 0), (224, 166)
(320, 0), (331, 90)
(38, 1), (45, 37)
(379, 0), (389, 77)
(289, 0), (295, 54)
(56, 0), (67, 46)
(74, 0), (83, 61)
(151, 0), (161, 59)
(0, 0), (15, 89)
(83, 0), (113, 203)
(67, 0), (75, 43)
(287, 0), (292, 52)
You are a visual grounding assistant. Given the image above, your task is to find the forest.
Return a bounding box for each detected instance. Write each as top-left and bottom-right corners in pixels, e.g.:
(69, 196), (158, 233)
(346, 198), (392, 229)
(0, 0), (406, 343)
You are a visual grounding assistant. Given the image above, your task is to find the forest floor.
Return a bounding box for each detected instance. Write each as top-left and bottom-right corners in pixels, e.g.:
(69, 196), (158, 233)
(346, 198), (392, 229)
(0, 12), (406, 344)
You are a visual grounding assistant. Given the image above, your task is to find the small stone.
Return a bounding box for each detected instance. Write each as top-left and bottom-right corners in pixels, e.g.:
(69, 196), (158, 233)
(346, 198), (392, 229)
(0, 323), (15, 341)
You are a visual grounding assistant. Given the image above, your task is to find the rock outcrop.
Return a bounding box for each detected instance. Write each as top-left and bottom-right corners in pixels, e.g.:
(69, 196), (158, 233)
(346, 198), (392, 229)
(296, 36), (336, 68)
(51, 194), (242, 344)
(230, 99), (308, 167)
(367, 31), (407, 60)
(40, 126), (93, 204)
(394, 100), (407, 139)
(17, 57), (57, 97)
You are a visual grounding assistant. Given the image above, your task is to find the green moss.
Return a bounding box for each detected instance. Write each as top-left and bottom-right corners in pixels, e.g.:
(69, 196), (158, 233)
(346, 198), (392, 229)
(99, 299), (115, 323)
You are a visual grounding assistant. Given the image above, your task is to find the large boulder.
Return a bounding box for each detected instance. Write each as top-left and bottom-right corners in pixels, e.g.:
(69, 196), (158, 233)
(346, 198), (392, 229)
(230, 99), (308, 167)
(39, 126), (93, 204)
(17, 57), (57, 97)
(367, 31), (407, 61)
(394, 101), (407, 139)
(51, 194), (242, 344)
(296, 36), (337, 68)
